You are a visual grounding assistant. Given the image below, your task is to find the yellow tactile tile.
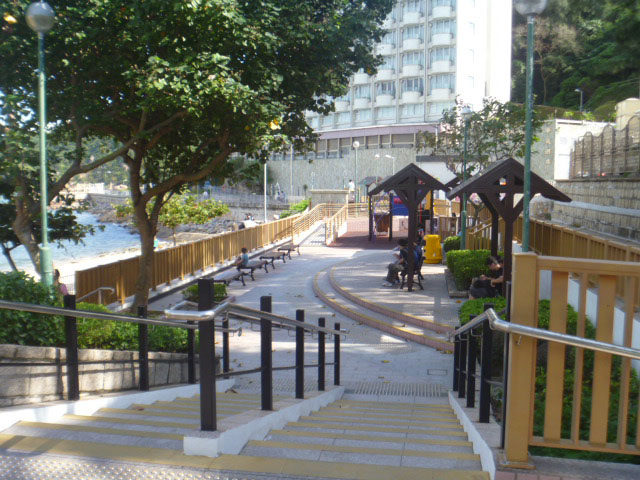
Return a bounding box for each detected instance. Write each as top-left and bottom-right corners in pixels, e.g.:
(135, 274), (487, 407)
(299, 415), (462, 428)
(314, 409), (459, 421)
(287, 421), (467, 436)
(270, 429), (472, 447)
(132, 402), (253, 413)
(97, 408), (199, 419)
(16, 421), (182, 440)
(63, 414), (196, 429)
(328, 403), (454, 414)
(248, 439), (480, 460)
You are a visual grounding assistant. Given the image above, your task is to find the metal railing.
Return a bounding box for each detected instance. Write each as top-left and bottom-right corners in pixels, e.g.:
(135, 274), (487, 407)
(76, 286), (115, 303)
(325, 205), (349, 245)
(0, 280), (345, 433)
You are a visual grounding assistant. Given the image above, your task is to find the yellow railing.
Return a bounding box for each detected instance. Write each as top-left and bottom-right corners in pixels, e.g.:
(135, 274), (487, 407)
(325, 205), (349, 245)
(506, 253), (640, 463)
(76, 205), (336, 305)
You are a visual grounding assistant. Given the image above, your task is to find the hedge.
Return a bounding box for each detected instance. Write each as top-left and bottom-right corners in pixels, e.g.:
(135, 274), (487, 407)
(446, 249), (491, 290)
(443, 235), (461, 253)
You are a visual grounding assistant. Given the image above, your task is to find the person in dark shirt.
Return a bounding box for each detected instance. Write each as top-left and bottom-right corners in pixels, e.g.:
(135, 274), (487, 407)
(383, 239), (420, 287)
(469, 256), (503, 299)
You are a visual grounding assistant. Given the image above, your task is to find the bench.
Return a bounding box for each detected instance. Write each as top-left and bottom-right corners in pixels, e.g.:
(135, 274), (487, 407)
(237, 260), (269, 280)
(400, 254), (425, 290)
(213, 269), (246, 286)
(277, 244), (300, 259)
(259, 251), (287, 269)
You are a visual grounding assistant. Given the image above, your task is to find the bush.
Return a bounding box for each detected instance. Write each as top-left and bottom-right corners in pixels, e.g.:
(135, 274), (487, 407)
(443, 235), (461, 253)
(182, 282), (227, 303)
(279, 198), (310, 219)
(0, 271), (63, 347)
(446, 249), (491, 290)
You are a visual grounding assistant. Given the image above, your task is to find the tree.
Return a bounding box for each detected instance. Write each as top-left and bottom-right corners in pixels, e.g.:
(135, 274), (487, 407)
(417, 99), (543, 179)
(0, 0), (394, 309)
(116, 195), (229, 247)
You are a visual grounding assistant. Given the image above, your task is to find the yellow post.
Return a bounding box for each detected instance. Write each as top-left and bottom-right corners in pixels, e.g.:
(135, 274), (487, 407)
(503, 252), (538, 467)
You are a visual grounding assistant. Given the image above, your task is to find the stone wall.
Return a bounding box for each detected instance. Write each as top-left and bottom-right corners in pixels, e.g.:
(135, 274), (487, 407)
(0, 344), (199, 407)
(538, 178), (640, 241)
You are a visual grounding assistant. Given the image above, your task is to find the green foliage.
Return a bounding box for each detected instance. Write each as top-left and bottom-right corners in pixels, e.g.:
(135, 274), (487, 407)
(0, 271), (63, 347)
(182, 282), (228, 303)
(417, 99), (543, 179)
(279, 198), (310, 219)
(443, 236), (461, 253)
(459, 297), (507, 325)
(446, 249), (491, 290)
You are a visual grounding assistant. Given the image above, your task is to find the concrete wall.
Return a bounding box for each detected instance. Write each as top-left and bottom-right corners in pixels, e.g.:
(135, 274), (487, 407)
(0, 344), (203, 407)
(309, 189), (349, 207)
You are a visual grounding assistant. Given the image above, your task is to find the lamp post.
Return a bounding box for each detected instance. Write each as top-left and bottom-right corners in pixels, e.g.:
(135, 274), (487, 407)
(263, 159), (268, 222)
(385, 155), (395, 175)
(26, 1), (55, 287)
(516, 0), (547, 253)
(352, 141), (360, 202)
(575, 88), (584, 113)
(460, 105), (472, 249)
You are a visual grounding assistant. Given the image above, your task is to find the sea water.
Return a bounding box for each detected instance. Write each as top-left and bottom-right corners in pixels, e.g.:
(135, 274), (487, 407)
(0, 211), (139, 274)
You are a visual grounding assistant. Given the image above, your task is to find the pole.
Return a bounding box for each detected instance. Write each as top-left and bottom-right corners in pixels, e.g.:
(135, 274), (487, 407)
(354, 147), (358, 203)
(289, 145), (293, 199)
(460, 119), (469, 249)
(522, 15), (535, 253)
(263, 160), (268, 222)
(37, 33), (52, 286)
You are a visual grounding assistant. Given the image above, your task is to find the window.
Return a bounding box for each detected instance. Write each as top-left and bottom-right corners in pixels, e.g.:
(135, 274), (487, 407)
(403, 0), (424, 14)
(467, 76), (474, 88)
(402, 52), (424, 66)
(320, 114), (332, 126)
(381, 31), (396, 45)
(429, 47), (455, 65)
(468, 22), (475, 35)
(432, 0), (455, 7)
(377, 107), (396, 119)
(429, 74), (455, 92)
(336, 112), (351, 124)
(402, 103), (424, 116)
(431, 19), (456, 37)
(428, 101), (454, 115)
(309, 117), (318, 127)
(336, 93), (350, 102)
(380, 56), (396, 70)
(402, 25), (424, 41)
(402, 77), (424, 94)
(353, 85), (371, 99)
(376, 81), (395, 96)
(467, 49), (474, 63)
(355, 109), (372, 122)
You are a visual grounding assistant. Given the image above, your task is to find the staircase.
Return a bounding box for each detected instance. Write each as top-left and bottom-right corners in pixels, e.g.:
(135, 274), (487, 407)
(237, 395), (487, 479)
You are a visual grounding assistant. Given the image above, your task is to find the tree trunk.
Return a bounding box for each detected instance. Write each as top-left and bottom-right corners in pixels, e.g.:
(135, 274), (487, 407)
(131, 206), (157, 312)
(11, 197), (41, 274)
(1, 243), (18, 271)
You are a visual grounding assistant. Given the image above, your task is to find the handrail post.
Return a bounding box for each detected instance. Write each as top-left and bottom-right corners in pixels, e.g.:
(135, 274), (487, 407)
(198, 279), (217, 431)
(466, 315), (476, 408)
(295, 309), (305, 399)
(318, 317), (326, 391)
(501, 281), (512, 448)
(187, 321), (196, 384)
(63, 295), (79, 401)
(458, 333), (467, 399)
(138, 305), (149, 391)
(260, 296), (273, 410)
(479, 303), (494, 423)
(452, 334), (460, 391)
(222, 314), (230, 379)
(334, 322), (341, 386)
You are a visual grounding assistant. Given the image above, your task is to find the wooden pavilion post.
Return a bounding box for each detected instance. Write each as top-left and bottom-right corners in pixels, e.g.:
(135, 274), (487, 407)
(429, 190), (435, 234)
(388, 193), (394, 242)
(368, 194), (373, 241)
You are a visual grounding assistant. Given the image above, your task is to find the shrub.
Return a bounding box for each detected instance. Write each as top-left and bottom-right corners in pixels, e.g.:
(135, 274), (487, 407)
(0, 271), (63, 347)
(182, 282), (227, 303)
(446, 249), (491, 290)
(279, 198), (310, 219)
(443, 235), (461, 253)
(76, 302), (138, 351)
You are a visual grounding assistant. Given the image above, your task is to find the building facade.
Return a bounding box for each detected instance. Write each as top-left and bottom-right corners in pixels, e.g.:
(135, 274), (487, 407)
(269, 0), (512, 197)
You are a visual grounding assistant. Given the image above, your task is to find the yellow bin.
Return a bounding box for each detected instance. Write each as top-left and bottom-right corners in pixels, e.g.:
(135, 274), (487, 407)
(424, 234), (442, 264)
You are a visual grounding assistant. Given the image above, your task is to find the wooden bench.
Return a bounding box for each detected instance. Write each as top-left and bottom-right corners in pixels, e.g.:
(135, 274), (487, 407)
(259, 251), (287, 269)
(400, 254), (425, 290)
(277, 244), (300, 259)
(237, 260), (269, 280)
(213, 269), (246, 286)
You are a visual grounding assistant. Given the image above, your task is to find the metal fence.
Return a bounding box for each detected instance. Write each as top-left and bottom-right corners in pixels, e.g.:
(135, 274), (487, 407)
(570, 115), (640, 178)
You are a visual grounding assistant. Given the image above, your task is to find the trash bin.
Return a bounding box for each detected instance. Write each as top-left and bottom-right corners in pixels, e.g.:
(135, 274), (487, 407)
(423, 234), (442, 264)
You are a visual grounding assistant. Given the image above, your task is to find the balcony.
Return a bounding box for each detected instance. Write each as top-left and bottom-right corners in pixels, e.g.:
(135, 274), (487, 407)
(375, 43), (395, 56)
(401, 91), (422, 104)
(429, 60), (454, 74)
(402, 38), (423, 51)
(375, 69), (395, 82)
(353, 72), (370, 85)
(429, 6), (453, 20)
(431, 33), (453, 45)
(375, 94), (395, 107)
(353, 98), (371, 109)
(401, 64), (423, 77)
(401, 11), (423, 26)
(428, 88), (453, 101)
(334, 100), (350, 112)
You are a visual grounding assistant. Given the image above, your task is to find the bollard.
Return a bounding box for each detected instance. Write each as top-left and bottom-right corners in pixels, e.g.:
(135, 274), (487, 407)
(318, 318), (326, 391)
(295, 309), (305, 399)
(138, 305), (149, 391)
(334, 322), (341, 386)
(64, 295), (79, 401)
(198, 279), (217, 431)
(260, 296), (273, 410)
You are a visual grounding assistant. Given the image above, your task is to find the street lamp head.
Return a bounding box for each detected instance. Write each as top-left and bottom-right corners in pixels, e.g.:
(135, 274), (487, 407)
(374, 154), (380, 159)
(352, 141), (360, 149)
(384, 155), (394, 160)
(514, 0), (547, 16)
(26, 1), (55, 33)
(460, 105), (473, 121)
(574, 88), (582, 93)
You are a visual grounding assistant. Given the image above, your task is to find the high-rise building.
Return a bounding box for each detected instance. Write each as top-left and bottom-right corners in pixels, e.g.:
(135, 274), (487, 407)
(270, 0), (512, 197)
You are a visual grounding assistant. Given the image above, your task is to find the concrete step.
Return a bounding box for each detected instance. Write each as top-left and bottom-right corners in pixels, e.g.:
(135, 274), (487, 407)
(313, 269), (453, 352)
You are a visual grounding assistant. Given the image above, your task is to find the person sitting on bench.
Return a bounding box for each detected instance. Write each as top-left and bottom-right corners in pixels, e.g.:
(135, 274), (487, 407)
(236, 247), (250, 267)
(469, 256), (504, 299)
(382, 238), (416, 287)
